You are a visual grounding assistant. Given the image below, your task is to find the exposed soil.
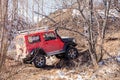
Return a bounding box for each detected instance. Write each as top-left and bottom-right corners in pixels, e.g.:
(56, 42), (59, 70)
(0, 48), (120, 80)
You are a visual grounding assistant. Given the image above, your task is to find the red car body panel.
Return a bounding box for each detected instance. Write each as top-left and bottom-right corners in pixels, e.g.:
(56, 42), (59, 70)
(24, 30), (64, 55)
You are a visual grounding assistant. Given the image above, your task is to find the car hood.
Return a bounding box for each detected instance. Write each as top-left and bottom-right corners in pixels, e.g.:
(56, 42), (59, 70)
(61, 37), (74, 42)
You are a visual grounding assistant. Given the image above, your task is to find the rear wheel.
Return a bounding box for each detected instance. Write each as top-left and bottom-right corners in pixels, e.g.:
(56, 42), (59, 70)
(33, 55), (46, 68)
(66, 47), (78, 59)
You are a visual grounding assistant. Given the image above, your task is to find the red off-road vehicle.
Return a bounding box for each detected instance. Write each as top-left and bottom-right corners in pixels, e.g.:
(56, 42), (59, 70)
(15, 27), (78, 68)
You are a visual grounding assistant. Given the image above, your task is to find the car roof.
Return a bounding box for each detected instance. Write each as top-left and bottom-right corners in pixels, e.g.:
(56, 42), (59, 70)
(26, 30), (54, 36)
(15, 29), (55, 39)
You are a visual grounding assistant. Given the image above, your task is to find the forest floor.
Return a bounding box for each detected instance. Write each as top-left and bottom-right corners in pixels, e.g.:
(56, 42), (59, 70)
(0, 49), (120, 80)
(0, 29), (120, 80)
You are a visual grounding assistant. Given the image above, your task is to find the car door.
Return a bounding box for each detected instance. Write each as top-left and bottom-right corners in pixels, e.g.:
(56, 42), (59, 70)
(25, 33), (42, 52)
(42, 32), (62, 55)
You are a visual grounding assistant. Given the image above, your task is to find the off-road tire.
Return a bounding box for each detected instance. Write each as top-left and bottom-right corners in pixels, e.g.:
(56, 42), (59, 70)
(66, 47), (78, 59)
(33, 54), (46, 68)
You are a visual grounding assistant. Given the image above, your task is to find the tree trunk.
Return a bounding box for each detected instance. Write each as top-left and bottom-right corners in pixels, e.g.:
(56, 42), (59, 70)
(0, 0), (9, 70)
(99, 0), (111, 62)
(88, 0), (98, 68)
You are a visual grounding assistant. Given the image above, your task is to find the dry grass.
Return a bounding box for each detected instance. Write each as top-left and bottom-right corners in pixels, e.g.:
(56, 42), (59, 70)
(1, 55), (119, 80)
(103, 31), (120, 59)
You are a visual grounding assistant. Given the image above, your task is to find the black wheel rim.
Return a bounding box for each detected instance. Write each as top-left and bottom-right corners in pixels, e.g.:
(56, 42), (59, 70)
(68, 49), (77, 59)
(35, 56), (45, 67)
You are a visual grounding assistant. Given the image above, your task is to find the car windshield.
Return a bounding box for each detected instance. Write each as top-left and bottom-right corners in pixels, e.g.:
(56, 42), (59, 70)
(44, 32), (56, 41)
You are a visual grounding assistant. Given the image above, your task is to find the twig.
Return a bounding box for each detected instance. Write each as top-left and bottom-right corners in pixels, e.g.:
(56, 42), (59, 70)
(34, 11), (56, 23)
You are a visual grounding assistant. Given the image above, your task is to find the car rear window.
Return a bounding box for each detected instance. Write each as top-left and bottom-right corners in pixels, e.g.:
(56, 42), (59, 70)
(28, 35), (40, 43)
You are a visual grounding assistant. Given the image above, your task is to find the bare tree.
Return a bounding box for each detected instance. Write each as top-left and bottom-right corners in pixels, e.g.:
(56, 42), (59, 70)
(99, 0), (111, 62)
(76, 0), (112, 67)
(76, 0), (98, 68)
(0, 0), (9, 70)
(114, 0), (120, 12)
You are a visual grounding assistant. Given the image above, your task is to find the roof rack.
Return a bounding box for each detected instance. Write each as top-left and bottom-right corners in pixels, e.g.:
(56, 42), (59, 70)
(17, 27), (49, 34)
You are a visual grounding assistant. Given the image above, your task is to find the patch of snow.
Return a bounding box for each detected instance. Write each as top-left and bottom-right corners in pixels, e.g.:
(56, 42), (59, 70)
(72, 9), (80, 18)
(34, 16), (42, 23)
(57, 70), (65, 78)
(116, 51), (120, 62)
(97, 10), (106, 18)
(117, 50), (120, 56)
(97, 9), (120, 18)
(77, 75), (83, 80)
(98, 61), (105, 65)
(116, 56), (120, 62)
(66, 70), (75, 74)
(62, 9), (67, 12)
(56, 70), (83, 80)
(109, 9), (120, 18)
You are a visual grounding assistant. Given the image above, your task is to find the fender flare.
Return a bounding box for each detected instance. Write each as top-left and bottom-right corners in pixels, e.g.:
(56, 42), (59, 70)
(63, 42), (77, 51)
(32, 48), (46, 55)
(23, 48), (46, 63)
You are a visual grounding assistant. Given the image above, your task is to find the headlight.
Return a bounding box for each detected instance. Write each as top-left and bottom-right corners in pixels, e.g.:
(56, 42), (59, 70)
(73, 39), (76, 43)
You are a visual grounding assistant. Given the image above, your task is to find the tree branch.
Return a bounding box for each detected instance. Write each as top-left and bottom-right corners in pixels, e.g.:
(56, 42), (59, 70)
(34, 11), (57, 23)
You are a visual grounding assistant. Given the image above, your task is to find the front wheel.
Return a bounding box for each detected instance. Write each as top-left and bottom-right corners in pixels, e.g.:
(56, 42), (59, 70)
(66, 47), (78, 59)
(33, 55), (46, 68)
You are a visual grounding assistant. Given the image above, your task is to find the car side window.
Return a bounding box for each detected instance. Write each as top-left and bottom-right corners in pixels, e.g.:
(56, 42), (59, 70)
(28, 35), (40, 43)
(44, 32), (56, 41)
